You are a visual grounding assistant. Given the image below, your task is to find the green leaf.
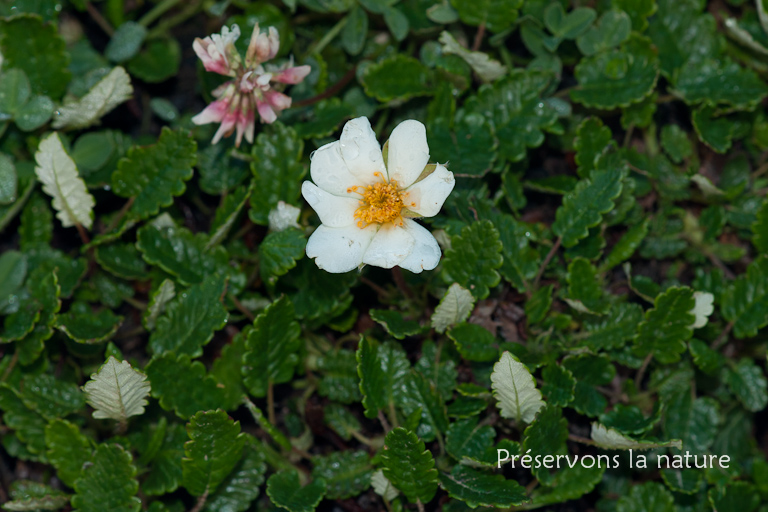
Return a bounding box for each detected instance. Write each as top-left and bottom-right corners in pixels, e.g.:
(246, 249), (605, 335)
(632, 286), (695, 363)
(565, 257), (608, 315)
(3, 480), (70, 511)
(19, 374), (84, 420)
(266, 471), (326, 512)
(0, 385), (47, 458)
(428, 113), (496, 177)
(449, 0), (520, 32)
(601, 218), (650, 271)
(691, 105), (734, 154)
(709, 482), (760, 512)
(324, 404), (362, 441)
(137, 223), (229, 286)
(552, 167), (626, 248)
(259, 228), (306, 283)
(208, 182), (253, 249)
(576, 9), (631, 56)
(148, 274), (228, 357)
(660, 468), (702, 495)
(415, 341), (457, 402)
(439, 31), (507, 83)
(574, 117), (612, 178)
(15, 94), (54, 132)
(523, 405), (568, 461)
(725, 358), (768, 412)
(448, 322), (498, 362)
(95, 243), (147, 280)
(341, 6), (368, 55)
(0, 69), (31, 116)
(311, 451), (372, 500)
(612, 0), (656, 31)
(663, 392), (720, 454)
(0, 250), (25, 310)
(688, 339), (720, 375)
(491, 351), (544, 424)
(197, 144), (249, 195)
(370, 309), (422, 340)
(45, 419), (92, 487)
(248, 123), (305, 225)
(356, 338), (410, 418)
(599, 403), (661, 435)
(143, 278), (175, 330)
(204, 445), (266, 512)
(17, 270), (60, 365)
(440, 465), (528, 507)
(752, 199), (768, 254)
(465, 70), (557, 162)
(495, 214), (539, 292)
(442, 220), (503, 299)
(398, 371), (449, 442)
(660, 124), (692, 164)
(525, 284), (553, 324)
(127, 38), (181, 83)
(83, 356), (150, 422)
(52, 67), (133, 130)
(317, 349), (362, 404)
(56, 301), (123, 344)
(445, 416), (495, 463)
(112, 128), (196, 219)
(105, 22), (147, 63)
(242, 296), (302, 397)
(721, 255), (768, 338)
(616, 482), (674, 512)
(210, 330), (248, 411)
(672, 58), (768, 110)
(571, 35), (659, 109)
(541, 365), (575, 408)
(544, 4), (596, 39)
(182, 410), (246, 496)
(563, 354), (615, 417)
(145, 352), (226, 419)
(0, 15), (70, 99)
(431, 283), (475, 333)
(142, 422), (187, 495)
(71, 444), (140, 512)
(361, 55), (434, 102)
(34, 132), (95, 230)
(381, 427), (438, 503)
(530, 464), (605, 507)
(590, 423), (681, 450)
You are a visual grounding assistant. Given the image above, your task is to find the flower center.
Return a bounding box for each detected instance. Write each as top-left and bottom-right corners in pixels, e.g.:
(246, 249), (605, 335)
(348, 174), (405, 228)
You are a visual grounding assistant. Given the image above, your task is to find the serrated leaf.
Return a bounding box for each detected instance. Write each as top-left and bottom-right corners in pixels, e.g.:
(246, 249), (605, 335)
(317, 349), (362, 404)
(523, 405), (568, 458)
(563, 354), (614, 417)
(143, 278), (175, 330)
(204, 446), (266, 512)
(600, 403), (661, 435)
(208, 182), (253, 249)
(356, 338), (410, 419)
(691, 105), (734, 153)
(574, 117), (612, 178)
(398, 371), (449, 442)
(267, 471), (326, 512)
(590, 423), (681, 450)
(112, 128), (196, 219)
(576, 9), (631, 56)
(465, 69), (557, 162)
(83, 356), (150, 422)
(210, 330), (248, 411)
(142, 422), (187, 496)
(259, 228), (306, 283)
(0, 68), (31, 117)
(19, 373), (84, 420)
(491, 351), (545, 424)
(601, 218), (650, 271)
(566, 257), (608, 315)
(442, 220), (503, 299)
(311, 451), (372, 500)
(248, 123), (305, 225)
(530, 464), (605, 507)
(3, 480), (70, 511)
(632, 286), (695, 363)
(415, 341), (457, 402)
(725, 358), (768, 412)
(431, 283), (475, 333)
(71, 444), (140, 512)
(571, 35), (659, 109)
(439, 31), (507, 82)
(0, 385), (47, 458)
(448, 322), (498, 362)
(616, 482), (674, 512)
(56, 301), (123, 344)
(660, 468), (702, 495)
(495, 214), (539, 292)
(552, 167), (626, 248)
(428, 113), (496, 177)
(709, 482), (760, 512)
(45, 419), (91, 488)
(439, 465), (528, 508)
(16, 269), (60, 365)
(147, 347), (225, 418)
(544, 4), (596, 39)
(33, 133), (95, 230)
(721, 255), (768, 338)
(0, 15), (70, 99)
(370, 309), (422, 340)
(182, 410), (246, 496)
(752, 200), (768, 254)
(94, 243), (147, 280)
(541, 364), (575, 407)
(381, 427), (438, 503)
(52, 66), (132, 129)
(672, 58), (768, 110)
(663, 392), (719, 454)
(445, 417), (495, 463)
(584, 302), (644, 351)
(525, 284), (552, 324)
(370, 470), (398, 501)
(361, 55), (434, 102)
(148, 274), (228, 357)
(242, 296), (301, 397)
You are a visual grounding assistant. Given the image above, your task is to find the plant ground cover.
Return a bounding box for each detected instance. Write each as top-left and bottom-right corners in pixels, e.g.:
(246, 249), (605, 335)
(2, 0), (768, 511)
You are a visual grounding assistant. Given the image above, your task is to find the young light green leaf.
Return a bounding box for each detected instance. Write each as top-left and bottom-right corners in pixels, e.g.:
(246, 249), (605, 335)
(267, 472), (326, 512)
(182, 410), (247, 497)
(45, 419), (92, 488)
(590, 423), (682, 450)
(71, 444), (141, 512)
(356, 338), (410, 419)
(34, 132), (95, 230)
(442, 220), (503, 299)
(145, 352), (226, 419)
(381, 427), (439, 504)
(431, 283), (475, 333)
(82, 356), (150, 422)
(690, 291), (714, 329)
(633, 286), (696, 364)
(491, 351), (545, 425)
(439, 31), (507, 82)
(722, 255), (768, 338)
(370, 470), (398, 501)
(439, 465), (529, 508)
(242, 296), (302, 397)
(52, 67), (132, 129)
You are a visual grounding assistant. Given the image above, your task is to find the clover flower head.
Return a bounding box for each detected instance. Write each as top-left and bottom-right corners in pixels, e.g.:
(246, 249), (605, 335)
(302, 117), (455, 273)
(192, 23), (311, 146)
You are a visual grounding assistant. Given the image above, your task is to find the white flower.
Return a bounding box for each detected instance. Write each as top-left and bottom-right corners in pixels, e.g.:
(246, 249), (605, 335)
(690, 291), (714, 329)
(301, 117), (455, 274)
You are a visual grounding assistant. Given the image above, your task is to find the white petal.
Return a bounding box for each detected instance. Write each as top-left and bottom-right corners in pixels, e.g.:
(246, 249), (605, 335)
(301, 181), (359, 228)
(310, 141), (361, 197)
(403, 164), (455, 218)
(387, 120), (430, 188)
(306, 224), (377, 273)
(397, 219), (441, 273)
(339, 117), (386, 183)
(362, 223), (415, 269)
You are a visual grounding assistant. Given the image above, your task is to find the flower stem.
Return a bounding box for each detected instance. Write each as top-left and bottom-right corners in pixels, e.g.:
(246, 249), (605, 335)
(138, 0), (181, 27)
(305, 15), (348, 57)
(533, 236), (561, 288)
(85, 1), (115, 36)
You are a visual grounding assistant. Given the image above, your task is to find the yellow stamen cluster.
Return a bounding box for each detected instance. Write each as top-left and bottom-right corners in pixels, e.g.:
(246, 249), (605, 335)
(349, 177), (405, 228)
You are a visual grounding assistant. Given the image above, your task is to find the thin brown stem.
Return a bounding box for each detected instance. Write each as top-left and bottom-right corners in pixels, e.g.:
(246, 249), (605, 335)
(267, 381), (276, 426)
(360, 276), (389, 298)
(189, 492), (208, 512)
(75, 223), (91, 245)
(568, 433), (596, 446)
(294, 66), (357, 108)
(229, 293), (256, 322)
(105, 197), (135, 234)
(416, 499), (425, 512)
(634, 352), (653, 390)
(391, 267), (413, 300)
(472, 22), (486, 52)
(378, 410), (391, 433)
(533, 237), (561, 288)
(85, 1), (114, 35)
(711, 321), (734, 350)
(1, 351), (18, 382)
